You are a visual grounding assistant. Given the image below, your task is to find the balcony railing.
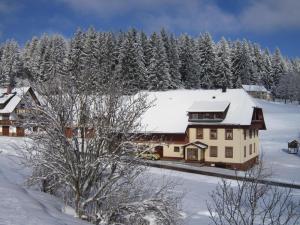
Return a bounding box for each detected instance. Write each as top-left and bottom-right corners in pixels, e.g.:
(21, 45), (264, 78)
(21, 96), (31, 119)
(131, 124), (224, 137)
(0, 120), (15, 125)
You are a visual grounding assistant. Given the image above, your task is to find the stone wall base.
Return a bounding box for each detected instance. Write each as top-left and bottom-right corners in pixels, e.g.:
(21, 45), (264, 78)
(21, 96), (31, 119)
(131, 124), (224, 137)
(204, 156), (259, 171)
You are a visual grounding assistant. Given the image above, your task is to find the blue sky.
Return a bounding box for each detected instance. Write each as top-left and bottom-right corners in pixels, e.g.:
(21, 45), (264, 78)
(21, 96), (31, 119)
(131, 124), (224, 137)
(0, 0), (299, 57)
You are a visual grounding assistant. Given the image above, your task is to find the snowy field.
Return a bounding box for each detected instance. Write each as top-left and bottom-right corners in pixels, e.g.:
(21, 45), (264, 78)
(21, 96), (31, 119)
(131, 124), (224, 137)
(256, 99), (300, 184)
(0, 99), (300, 225)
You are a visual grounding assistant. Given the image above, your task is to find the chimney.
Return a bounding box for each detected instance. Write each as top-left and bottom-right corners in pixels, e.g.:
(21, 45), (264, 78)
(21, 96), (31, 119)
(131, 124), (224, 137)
(222, 86), (227, 93)
(6, 85), (12, 94)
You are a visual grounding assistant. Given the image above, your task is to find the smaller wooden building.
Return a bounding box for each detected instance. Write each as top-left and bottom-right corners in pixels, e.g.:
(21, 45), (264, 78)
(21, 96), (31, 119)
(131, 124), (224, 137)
(288, 140), (299, 154)
(242, 85), (272, 100)
(0, 86), (39, 137)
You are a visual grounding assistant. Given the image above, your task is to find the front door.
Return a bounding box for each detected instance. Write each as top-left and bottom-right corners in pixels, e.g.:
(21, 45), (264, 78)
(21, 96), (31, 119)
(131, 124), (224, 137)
(154, 146), (163, 158)
(2, 126), (9, 136)
(200, 150), (205, 162)
(187, 148), (198, 161)
(16, 127), (25, 137)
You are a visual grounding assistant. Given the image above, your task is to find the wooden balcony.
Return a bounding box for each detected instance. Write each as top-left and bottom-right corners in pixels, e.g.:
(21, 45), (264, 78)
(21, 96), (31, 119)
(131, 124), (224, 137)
(0, 120), (15, 125)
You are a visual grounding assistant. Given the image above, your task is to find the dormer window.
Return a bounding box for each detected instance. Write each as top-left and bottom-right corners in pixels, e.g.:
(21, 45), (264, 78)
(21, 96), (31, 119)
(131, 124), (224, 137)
(187, 101), (230, 123)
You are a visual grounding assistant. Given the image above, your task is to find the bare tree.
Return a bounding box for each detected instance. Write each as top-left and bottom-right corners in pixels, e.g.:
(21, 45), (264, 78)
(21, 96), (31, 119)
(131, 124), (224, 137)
(207, 161), (300, 225)
(22, 78), (182, 225)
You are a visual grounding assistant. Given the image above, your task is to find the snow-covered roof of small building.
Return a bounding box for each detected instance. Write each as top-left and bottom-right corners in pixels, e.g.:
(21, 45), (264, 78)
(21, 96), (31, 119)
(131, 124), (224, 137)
(242, 85), (268, 93)
(140, 89), (258, 133)
(0, 87), (31, 114)
(188, 101), (230, 112)
(0, 93), (15, 104)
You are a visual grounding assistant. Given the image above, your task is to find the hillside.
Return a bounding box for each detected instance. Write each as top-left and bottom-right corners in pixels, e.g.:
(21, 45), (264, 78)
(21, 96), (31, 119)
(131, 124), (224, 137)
(0, 99), (300, 225)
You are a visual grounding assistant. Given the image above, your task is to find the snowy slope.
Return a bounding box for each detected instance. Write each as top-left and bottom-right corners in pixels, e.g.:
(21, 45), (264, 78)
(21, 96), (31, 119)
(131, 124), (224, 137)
(256, 99), (300, 184)
(0, 137), (89, 225)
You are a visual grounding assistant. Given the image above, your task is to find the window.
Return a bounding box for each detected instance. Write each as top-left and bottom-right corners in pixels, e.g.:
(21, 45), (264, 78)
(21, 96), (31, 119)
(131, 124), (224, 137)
(196, 128), (203, 139)
(249, 144), (252, 155)
(249, 129), (252, 139)
(174, 146), (180, 152)
(243, 129), (247, 140)
(225, 147), (233, 158)
(215, 112), (223, 119)
(210, 146), (218, 157)
(225, 129), (233, 140)
(191, 113), (198, 120)
(210, 129), (218, 140)
(2, 114), (9, 120)
(244, 146), (247, 157)
(254, 143), (256, 153)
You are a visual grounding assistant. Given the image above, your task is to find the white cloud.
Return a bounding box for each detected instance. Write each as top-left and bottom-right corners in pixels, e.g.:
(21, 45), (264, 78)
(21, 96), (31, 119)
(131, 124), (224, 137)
(240, 0), (300, 32)
(59, 0), (300, 34)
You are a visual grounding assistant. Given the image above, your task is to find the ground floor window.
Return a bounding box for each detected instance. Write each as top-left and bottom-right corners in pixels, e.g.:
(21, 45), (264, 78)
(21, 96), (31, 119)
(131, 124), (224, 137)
(225, 147), (233, 158)
(174, 146), (180, 152)
(249, 144), (252, 155)
(210, 146), (218, 157)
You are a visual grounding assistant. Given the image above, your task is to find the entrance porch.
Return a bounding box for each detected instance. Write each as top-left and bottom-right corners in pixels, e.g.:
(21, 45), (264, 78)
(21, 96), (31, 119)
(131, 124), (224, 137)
(182, 141), (208, 162)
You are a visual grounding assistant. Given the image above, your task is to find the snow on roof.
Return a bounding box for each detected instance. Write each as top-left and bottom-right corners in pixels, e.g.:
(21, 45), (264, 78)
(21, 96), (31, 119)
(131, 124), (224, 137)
(242, 85), (268, 92)
(0, 87), (31, 114)
(140, 89), (257, 133)
(0, 93), (15, 104)
(188, 101), (230, 112)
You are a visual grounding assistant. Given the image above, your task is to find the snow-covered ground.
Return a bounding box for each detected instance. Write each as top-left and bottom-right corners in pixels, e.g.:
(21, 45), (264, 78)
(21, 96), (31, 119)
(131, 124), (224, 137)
(0, 99), (299, 225)
(0, 137), (90, 225)
(256, 99), (300, 184)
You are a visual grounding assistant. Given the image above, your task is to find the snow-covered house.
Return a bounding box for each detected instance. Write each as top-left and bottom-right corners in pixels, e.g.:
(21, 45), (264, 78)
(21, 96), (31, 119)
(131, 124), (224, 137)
(242, 85), (272, 100)
(137, 89), (266, 170)
(0, 86), (39, 136)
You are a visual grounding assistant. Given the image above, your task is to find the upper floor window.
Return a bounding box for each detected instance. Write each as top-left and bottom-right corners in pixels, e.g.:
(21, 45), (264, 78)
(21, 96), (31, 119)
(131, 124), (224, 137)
(191, 113), (198, 120)
(225, 147), (233, 158)
(249, 129), (252, 139)
(174, 146), (180, 152)
(210, 129), (218, 140)
(225, 129), (233, 140)
(210, 146), (218, 157)
(2, 114), (9, 120)
(254, 143), (256, 153)
(249, 144), (252, 155)
(244, 146), (247, 157)
(196, 128), (203, 139)
(243, 129), (247, 140)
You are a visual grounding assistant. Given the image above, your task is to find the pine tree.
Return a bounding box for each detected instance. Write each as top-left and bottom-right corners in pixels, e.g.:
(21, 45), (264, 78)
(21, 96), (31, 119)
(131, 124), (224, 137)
(116, 28), (147, 93)
(231, 40), (253, 87)
(261, 49), (274, 90)
(140, 31), (151, 70)
(272, 48), (287, 90)
(197, 33), (216, 89)
(215, 37), (233, 88)
(147, 32), (171, 90)
(67, 28), (86, 90)
(0, 40), (21, 87)
(179, 35), (200, 89)
(168, 35), (181, 88)
(81, 27), (99, 91)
